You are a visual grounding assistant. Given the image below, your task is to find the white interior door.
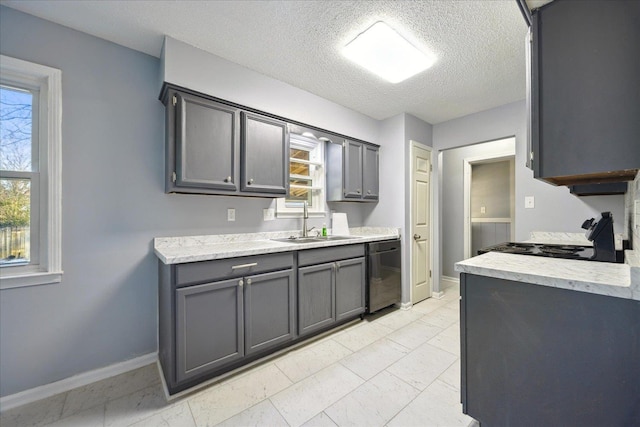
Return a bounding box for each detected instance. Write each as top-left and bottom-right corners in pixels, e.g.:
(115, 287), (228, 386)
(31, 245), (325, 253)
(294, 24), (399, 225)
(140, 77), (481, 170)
(411, 143), (431, 304)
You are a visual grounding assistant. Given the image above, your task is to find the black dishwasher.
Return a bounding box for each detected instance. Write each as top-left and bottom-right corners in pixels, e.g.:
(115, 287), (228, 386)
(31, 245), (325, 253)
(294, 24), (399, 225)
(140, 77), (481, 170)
(366, 239), (401, 313)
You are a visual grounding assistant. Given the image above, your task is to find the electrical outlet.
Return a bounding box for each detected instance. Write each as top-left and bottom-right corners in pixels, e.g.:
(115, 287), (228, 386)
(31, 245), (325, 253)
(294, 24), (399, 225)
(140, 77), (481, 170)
(263, 208), (275, 221)
(227, 208), (235, 221)
(480, 206), (486, 214)
(525, 196), (535, 209)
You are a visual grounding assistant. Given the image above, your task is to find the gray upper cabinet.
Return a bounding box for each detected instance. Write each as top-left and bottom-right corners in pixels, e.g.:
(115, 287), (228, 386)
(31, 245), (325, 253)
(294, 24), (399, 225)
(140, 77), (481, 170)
(362, 144), (379, 200)
(530, 0), (640, 186)
(175, 278), (244, 383)
(327, 139), (380, 202)
(240, 112), (289, 195)
(244, 269), (296, 355)
(344, 140), (364, 199)
(174, 92), (238, 191)
(162, 86), (290, 197)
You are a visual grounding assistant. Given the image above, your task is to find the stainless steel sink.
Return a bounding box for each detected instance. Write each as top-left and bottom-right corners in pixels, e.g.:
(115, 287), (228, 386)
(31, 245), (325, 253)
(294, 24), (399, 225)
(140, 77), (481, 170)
(271, 235), (356, 244)
(270, 237), (319, 244)
(312, 236), (354, 241)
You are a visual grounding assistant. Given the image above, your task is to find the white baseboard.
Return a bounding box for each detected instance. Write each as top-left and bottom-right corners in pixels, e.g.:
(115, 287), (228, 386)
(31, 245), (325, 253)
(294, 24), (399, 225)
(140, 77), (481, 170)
(432, 291), (445, 299)
(441, 275), (460, 288)
(399, 301), (413, 310)
(0, 352), (157, 412)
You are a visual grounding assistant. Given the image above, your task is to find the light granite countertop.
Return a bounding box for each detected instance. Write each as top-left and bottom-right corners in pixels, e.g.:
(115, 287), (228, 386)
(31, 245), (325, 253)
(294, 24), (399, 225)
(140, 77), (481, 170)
(154, 227), (400, 264)
(455, 231), (639, 301)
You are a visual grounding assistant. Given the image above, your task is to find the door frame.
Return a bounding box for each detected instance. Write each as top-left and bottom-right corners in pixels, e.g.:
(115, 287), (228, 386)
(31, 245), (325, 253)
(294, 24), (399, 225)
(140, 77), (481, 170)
(409, 140), (434, 304)
(462, 144), (516, 259)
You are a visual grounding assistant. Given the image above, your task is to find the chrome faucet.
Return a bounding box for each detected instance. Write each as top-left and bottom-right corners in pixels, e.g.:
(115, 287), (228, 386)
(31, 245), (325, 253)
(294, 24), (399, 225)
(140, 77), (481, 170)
(302, 201), (309, 237)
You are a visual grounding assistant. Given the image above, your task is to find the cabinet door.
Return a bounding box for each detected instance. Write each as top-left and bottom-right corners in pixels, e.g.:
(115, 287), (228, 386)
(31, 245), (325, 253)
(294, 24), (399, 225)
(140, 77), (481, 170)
(298, 263), (335, 336)
(244, 269), (295, 355)
(175, 92), (238, 190)
(532, 1), (640, 179)
(344, 140), (363, 199)
(175, 279), (243, 383)
(241, 112), (289, 194)
(362, 145), (379, 200)
(335, 257), (366, 322)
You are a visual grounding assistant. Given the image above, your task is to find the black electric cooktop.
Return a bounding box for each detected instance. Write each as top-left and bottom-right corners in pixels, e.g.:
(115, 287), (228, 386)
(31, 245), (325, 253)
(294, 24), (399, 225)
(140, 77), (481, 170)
(478, 242), (597, 261)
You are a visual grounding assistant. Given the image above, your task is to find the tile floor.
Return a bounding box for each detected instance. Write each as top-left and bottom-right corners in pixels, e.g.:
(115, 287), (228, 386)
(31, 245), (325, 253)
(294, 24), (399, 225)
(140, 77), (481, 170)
(1, 283), (478, 427)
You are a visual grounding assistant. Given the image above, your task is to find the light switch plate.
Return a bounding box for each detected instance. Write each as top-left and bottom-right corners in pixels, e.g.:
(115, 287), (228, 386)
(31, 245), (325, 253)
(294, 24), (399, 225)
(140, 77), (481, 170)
(263, 208), (275, 221)
(227, 208), (236, 221)
(525, 196), (535, 209)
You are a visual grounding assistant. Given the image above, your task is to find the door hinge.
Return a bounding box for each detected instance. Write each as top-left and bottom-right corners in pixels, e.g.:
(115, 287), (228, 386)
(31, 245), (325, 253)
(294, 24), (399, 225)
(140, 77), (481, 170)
(430, 164), (433, 172)
(172, 172), (176, 183)
(172, 95), (177, 106)
(429, 270), (432, 278)
(530, 151), (534, 162)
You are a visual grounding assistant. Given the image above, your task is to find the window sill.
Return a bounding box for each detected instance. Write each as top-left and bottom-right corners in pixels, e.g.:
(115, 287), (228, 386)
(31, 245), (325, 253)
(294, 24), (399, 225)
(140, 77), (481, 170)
(276, 211), (327, 219)
(0, 271), (63, 290)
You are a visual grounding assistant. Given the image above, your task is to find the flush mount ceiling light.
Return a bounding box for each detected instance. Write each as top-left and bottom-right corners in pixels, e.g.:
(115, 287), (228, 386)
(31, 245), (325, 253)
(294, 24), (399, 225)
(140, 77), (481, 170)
(342, 21), (436, 84)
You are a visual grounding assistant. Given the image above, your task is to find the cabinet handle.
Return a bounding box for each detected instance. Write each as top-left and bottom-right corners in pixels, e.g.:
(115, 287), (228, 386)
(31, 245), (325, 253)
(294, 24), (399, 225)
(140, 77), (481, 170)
(248, 178), (254, 185)
(238, 279), (244, 288)
(413, 234), (421, 240)
(356, 189), (361, 194)
(231, 262), (258, 270)
(224, 176), (232, 183)
(367, 190), (371, 194)
(247, 278), (252, 285)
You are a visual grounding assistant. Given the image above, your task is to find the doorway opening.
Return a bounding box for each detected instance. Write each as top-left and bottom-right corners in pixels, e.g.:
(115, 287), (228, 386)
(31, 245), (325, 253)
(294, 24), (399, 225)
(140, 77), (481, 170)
(463, 139), (515, 259)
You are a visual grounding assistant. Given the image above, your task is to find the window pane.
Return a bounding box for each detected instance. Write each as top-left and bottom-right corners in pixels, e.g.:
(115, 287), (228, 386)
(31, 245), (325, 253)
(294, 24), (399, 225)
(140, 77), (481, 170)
(0, 178), (30, 266)
(288, 177), (312, 205)
(0, 85), (33, 171)
(290, 148), (310, 176)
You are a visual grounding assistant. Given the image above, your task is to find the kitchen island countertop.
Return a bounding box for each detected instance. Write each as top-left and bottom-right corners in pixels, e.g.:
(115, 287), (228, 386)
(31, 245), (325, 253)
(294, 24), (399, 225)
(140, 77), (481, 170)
(154, 227), (400, 264)
(455, 251), (638, 301)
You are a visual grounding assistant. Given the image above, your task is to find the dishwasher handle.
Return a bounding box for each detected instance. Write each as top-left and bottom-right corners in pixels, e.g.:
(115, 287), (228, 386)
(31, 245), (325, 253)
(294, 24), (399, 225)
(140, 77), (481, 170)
(370, 247), (399, 255)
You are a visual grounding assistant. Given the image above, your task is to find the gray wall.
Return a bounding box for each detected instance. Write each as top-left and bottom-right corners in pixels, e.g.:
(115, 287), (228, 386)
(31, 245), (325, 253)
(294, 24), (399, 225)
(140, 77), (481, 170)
(363, 113), (433, 304)
(433, 100), (625, 278)
(471, 161), (511, 218)
(0, 7), (378, 397)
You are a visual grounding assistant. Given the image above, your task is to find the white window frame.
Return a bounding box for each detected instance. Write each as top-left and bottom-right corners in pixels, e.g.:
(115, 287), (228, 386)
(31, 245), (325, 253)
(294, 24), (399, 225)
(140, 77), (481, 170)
(276, 133), (326, 218)
(1, 55), (62, 289)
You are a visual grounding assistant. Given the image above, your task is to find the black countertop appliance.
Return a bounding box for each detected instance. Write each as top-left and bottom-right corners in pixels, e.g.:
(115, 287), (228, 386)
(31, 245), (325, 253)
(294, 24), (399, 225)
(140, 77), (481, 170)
(478, 212), (622, 263)
(581, 212), (616, 262)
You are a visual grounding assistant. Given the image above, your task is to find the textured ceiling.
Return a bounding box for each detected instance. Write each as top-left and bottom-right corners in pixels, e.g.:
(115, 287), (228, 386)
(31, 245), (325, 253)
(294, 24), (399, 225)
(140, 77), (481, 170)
(1, 0), (531, 124)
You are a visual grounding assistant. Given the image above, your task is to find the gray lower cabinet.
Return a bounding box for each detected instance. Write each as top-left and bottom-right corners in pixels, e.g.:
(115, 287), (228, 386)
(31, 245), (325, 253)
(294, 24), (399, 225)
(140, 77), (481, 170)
(335, 257), (366, 322)
(298, 262), (336, 336)
(460, 273), (640, 426)
(159, 253), (295, 394)
(326, 139), (379, 202)
(175, 278), (243, 383)
(298, 244), (366, 337)
(244, 269), (296, 355)
(159, 244), (367, 395)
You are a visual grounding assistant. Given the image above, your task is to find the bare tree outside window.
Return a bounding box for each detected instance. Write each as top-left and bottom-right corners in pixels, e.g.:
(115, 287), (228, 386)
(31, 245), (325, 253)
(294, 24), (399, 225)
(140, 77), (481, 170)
(0, 85), (33, 265)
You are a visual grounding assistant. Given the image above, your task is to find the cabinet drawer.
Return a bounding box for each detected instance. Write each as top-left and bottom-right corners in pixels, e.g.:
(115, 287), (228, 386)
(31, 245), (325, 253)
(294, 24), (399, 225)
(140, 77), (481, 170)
(298, 244), (365, 267)
(175, 252), (294, 287)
